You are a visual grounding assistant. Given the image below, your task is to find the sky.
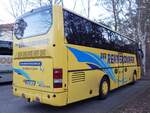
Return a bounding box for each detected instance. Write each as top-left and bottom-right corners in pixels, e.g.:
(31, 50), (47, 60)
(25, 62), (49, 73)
(0, 0), (15, 24)
(0, 0), (108, 24)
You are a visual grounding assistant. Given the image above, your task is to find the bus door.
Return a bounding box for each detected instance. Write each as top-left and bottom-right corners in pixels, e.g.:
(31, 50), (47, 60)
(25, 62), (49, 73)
(117, 53), (124, 87)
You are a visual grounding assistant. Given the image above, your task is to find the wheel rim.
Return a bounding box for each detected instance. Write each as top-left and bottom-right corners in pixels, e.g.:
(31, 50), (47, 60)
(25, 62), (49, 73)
(102, 81), (108, 95)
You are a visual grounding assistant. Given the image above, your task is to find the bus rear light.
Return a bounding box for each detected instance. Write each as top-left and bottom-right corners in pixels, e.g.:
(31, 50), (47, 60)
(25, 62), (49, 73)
(53, 69), (63, 88)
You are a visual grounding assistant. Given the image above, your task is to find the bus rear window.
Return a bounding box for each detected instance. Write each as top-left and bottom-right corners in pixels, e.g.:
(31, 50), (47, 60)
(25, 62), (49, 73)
(14, 6), (52, 39)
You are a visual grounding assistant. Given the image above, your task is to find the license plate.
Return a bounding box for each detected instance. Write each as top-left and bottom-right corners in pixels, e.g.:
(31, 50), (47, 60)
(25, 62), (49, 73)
(24, 80), (36, 86)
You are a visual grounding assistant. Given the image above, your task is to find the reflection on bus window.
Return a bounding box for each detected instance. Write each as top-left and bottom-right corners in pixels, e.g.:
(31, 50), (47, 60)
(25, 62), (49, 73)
(64, 9), (137, 54)
(14, 7), (52, 39)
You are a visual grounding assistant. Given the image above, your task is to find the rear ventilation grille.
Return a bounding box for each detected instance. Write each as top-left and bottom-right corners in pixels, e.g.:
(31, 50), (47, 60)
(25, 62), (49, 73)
(72, 72), (85, 83)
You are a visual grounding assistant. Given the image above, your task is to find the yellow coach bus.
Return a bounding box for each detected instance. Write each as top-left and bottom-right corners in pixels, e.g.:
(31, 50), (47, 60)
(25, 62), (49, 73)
(13, 4), (142, 106)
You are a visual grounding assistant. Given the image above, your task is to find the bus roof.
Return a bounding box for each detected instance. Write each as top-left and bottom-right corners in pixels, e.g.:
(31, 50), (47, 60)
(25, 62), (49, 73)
(17, 5), (51, 20)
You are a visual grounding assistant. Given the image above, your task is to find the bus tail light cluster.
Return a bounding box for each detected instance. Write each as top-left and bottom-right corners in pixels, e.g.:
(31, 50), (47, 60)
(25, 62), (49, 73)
(53, 69), (63, 88)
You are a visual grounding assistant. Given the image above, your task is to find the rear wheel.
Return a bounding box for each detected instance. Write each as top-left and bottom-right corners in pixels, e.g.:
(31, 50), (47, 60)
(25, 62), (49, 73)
(99, 76), (110, 99)
(132, 72), (137, 84)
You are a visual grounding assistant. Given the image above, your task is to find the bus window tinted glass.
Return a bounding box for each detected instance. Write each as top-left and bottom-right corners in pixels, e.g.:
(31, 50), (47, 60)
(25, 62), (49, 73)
(63, 9), (137, 54)
(63, 10), (109, 49)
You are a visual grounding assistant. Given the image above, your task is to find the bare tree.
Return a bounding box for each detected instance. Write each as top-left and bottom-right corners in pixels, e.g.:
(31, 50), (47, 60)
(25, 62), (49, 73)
(96, 0), (127, 31)
(72, 0), (91, 19)
(137, 0), (150, 73)
(73, 0), (77, 10)
(96, 0), (139, 39)
(118, 0), (138, 38)
(112, 0), (117, 30)
(8, 0), (52, 19)
(8, 0), (30, 18)
(87, 0), (91, 18)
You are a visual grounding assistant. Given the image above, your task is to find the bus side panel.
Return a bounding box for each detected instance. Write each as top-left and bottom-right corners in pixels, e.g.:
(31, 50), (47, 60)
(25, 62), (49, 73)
(66, 45), (117, 103)
(123, 67), (135, 84)
(123, 53), (139, 84)
(66, 45), (101, 103)
(68, 70), (104, 104)
(66, 44), (141, 104)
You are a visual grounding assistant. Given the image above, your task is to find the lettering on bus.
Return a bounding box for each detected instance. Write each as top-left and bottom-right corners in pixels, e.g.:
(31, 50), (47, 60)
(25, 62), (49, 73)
(16, 49), (46, 58)
(24, 80), (50, 88)
(100, 53), (134, 64)
(19, 61), (44, 72)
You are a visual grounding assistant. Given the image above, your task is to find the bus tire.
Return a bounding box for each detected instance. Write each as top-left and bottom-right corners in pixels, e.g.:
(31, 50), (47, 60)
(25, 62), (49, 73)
(132, 71), (137, 84)
(99, 76), (110, 99)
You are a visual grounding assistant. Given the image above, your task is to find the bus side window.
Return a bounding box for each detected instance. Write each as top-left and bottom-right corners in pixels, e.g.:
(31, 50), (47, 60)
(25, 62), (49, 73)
(63, 9), (137, 55)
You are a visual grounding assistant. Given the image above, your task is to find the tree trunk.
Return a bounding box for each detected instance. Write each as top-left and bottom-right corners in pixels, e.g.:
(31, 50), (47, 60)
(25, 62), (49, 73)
(137, 0), (150, 74)
(87, 0), (90, 18)
(112, 0), (117, 31)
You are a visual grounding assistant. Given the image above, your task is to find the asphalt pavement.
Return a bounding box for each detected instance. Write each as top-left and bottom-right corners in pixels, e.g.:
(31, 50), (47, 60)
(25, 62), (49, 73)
(0, 77), (150, 113)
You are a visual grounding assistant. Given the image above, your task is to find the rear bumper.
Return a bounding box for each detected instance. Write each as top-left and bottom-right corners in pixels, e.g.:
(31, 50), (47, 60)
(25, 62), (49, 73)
(13, 86), (67, 106)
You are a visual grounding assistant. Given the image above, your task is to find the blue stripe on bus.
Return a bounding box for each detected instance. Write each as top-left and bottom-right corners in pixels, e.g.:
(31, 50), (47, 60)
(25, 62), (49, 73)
(67, 47), (116, 82)
(13, 68), (31, 80)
